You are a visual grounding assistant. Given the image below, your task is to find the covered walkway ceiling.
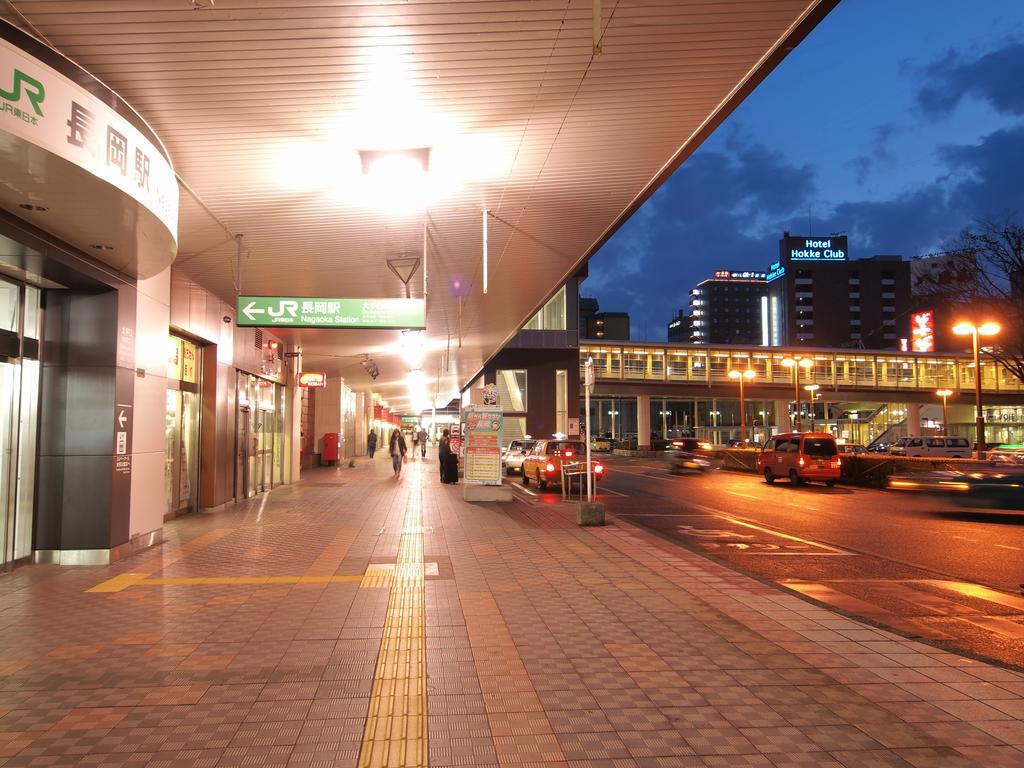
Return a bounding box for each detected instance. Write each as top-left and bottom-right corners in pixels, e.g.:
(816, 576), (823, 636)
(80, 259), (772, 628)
(2, 0), (837, 411)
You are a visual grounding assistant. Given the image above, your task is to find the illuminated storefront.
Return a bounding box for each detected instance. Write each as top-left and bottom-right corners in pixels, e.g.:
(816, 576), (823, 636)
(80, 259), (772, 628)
(165, 335), (201, 519)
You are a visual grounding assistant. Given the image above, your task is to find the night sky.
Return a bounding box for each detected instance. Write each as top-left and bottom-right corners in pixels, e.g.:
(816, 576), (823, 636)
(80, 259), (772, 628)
(583, 1), (1024, 341)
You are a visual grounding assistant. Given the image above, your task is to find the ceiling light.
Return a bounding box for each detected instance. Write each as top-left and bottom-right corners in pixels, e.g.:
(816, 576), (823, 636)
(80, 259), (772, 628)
(400, 330), (425, 368)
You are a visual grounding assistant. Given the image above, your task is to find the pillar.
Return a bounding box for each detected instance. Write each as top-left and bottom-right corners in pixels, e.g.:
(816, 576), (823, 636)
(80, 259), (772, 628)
(906, 402), (921, 437)
(313, 377), (343, 464)
(774, 399), (791, 433)
(637, 394), (651, 449)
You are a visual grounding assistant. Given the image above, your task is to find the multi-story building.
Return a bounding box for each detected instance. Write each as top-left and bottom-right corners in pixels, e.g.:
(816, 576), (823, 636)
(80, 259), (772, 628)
(689, 270), (767, 344)
(667, 309), (692, 342)
(579, 295), (630, 340)
(764, 233), (910, 348)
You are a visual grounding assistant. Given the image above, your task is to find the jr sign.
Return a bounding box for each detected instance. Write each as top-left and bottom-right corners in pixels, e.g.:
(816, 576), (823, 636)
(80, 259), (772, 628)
(237, 296), (426, 330)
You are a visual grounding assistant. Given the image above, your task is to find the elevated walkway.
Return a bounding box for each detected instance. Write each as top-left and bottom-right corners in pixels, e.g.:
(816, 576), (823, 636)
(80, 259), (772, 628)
(0, 455), (1022, 766)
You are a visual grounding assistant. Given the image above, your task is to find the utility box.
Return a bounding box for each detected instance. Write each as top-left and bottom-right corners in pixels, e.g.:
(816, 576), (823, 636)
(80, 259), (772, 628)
(322, 433), (340, 463)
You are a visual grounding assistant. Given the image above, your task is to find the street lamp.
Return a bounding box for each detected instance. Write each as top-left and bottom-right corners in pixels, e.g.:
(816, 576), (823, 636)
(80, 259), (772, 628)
(781, 357), (814, 431)
(935, 389), (954, 432)
(804, 384), (820, 431)
(607, 410), (619, 440)
(952, 321), (1000, 457)
(728, 369), (756, 447)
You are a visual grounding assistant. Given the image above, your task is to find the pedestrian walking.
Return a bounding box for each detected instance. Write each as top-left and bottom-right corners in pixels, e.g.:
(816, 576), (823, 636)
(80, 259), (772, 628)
(367, 429), (377, 459)
(412, 428), (420, 457)
(418, 426), (428, 458)
(389, 427), (407, 478)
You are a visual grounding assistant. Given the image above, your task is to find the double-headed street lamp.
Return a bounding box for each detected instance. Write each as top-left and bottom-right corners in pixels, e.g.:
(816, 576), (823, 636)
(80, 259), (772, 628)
(781, 357), (814, 431)
(728, 369), (756, 446)
(607, 409), (619, 440)
(952, 321), (1000, 458)
(935, 389), (954, 432)
(804, 384), (820, 431)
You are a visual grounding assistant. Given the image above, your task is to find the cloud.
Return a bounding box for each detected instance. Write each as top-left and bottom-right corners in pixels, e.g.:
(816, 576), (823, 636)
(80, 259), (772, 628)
(585, 119), (1024, 340)
(918, 40), (1024, 117)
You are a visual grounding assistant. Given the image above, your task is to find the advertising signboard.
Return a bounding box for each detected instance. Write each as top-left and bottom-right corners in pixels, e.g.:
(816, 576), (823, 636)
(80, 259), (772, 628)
(298, 371), (327, 388)
(911, 310), (935, 353)
(236, 296), (426, 330)
(462, 405), (503, 486)
(712, 270), (767, 280)
(784, 235), (848, 262)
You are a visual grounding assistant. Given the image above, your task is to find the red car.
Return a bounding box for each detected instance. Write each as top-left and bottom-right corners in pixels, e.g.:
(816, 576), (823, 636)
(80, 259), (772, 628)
(758, 432), (841, 487)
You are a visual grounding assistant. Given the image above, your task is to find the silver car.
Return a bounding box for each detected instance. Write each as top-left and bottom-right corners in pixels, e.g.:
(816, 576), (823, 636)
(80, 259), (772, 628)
(502, 439), (536, 475)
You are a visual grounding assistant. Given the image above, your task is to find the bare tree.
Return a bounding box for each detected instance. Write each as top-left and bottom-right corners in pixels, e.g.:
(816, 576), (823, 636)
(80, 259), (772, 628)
(930, 218), (1024, 383)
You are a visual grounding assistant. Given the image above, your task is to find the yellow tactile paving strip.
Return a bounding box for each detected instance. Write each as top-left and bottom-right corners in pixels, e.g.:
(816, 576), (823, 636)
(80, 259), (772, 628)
(358, 465), (428, 768)
(87, 574), (367, 592)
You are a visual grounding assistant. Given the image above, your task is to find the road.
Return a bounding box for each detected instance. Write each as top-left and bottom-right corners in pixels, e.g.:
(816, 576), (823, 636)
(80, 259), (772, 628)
(506, 454), (1024, 669)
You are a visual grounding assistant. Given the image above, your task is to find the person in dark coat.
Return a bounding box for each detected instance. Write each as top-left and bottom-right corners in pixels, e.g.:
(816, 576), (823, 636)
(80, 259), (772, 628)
(367, 429), (377, 458)
(389, 428), (407, 478)
(438, 429), (455, 483)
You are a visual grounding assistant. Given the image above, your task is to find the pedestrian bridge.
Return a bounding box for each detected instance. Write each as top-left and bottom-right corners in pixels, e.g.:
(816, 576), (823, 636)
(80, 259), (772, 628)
(578, 342), (1023, 396)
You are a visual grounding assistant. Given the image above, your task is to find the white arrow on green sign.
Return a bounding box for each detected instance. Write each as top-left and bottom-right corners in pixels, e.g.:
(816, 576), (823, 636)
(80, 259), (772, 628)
(236, 296), (425, 329)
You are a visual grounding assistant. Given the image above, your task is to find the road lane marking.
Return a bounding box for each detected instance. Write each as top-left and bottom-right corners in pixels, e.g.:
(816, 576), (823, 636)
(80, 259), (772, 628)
(993, 543), (1021, 550)
(724, 490), (759, 501)
(926, 580), (1024, 612)
(599, 487), (628, 497)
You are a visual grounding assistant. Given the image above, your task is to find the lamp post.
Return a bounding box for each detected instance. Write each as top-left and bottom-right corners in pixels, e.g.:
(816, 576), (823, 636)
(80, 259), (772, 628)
(935, 389), (954, 433)
(952, 321), (1000, 458)
(781, 357), (814, 431)
(804, 384), (820, 431)
(608, 410), (619, 440)
(728, 369), (756, 446)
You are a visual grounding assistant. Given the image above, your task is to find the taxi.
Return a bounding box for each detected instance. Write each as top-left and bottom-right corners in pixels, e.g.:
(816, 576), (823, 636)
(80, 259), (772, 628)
(522, 439), (604, 490)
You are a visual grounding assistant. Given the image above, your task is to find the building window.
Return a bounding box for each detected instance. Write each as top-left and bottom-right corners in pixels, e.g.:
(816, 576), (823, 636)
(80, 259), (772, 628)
(496, 370), (527, 412)
(523, 285), (566, 331)
(555, 370), (568, 436)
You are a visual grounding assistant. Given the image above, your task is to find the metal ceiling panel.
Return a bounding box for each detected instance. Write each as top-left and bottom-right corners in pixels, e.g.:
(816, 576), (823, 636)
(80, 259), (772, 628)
(1, 0), (836, 411)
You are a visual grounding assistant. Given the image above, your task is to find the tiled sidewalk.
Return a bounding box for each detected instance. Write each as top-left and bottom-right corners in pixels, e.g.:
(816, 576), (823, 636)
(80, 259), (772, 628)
(0, 456), (1023, 767)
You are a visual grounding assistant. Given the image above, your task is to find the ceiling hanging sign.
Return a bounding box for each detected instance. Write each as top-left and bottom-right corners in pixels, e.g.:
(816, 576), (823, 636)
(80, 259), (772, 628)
(297, 371), (327, 388)
(0, 33), (178, 239)
(237, 296), (426, 330)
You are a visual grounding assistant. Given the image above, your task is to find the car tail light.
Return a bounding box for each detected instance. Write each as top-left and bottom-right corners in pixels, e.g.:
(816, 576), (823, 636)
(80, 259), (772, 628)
(594, 464), (604, 474)
(831, 457), (841, 468)
(545, 462), (556, 473)
(565, 450), (574, 458)
(798, 456), (806, 467)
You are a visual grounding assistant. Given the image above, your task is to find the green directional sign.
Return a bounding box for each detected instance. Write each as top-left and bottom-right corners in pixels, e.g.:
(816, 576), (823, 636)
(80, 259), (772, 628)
(236, 296), (425, 330)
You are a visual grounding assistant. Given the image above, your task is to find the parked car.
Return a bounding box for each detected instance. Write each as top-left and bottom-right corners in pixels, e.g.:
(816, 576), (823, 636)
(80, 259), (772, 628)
(887, 437), (913, 455)
(522, 439), (604, 490)
(590, 436), (613, 452)
(757, 432), (841, 486)
(838, 443), (868, 455)
(502, 439), (537, 475)
(892, 436), (971, 458)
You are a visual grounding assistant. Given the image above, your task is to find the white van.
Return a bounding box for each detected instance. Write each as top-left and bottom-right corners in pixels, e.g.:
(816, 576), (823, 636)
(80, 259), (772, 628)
(900, 436), (971, 458)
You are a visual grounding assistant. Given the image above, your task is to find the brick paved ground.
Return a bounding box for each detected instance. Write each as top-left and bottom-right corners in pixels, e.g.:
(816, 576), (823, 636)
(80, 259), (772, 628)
(0, 455), (1023, 767)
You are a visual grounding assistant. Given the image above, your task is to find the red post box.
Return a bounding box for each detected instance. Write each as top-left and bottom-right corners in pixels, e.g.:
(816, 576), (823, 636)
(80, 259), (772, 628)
(322, 432), (340, 463)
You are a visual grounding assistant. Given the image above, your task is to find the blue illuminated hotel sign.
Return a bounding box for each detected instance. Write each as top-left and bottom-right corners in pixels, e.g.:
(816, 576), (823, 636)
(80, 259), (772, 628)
(787, 235), (848, 261)
(766, 261), (786, 282)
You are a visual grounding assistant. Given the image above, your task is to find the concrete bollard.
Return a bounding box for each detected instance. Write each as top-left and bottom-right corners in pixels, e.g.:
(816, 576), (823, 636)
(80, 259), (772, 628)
(576, 501), (605, 526)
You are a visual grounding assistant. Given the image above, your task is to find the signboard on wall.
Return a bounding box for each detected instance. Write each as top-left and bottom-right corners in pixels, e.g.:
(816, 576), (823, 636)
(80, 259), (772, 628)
(237, 296), (426, 330)
(784, 235), (848, 262)
(0, 36), (178, 237)
(462, 405), (503, 485)
(911, 310), (935, 353)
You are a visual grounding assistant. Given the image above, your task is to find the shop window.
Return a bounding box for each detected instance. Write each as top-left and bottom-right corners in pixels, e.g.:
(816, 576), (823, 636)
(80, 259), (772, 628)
(165, 335), (201, 518)
(555, 370), (568, 435)
(497, 370), (527, 411)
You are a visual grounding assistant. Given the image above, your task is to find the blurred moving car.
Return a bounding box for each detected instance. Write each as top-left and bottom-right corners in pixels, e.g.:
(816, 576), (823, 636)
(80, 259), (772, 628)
(502, 439), (536, 475)
(838, 443), (868, 455)
(988, 445), (1024, 464)
(522, 439), (605, 490)
(758, 432), (841, 486)
(889, 469), (1024, 510)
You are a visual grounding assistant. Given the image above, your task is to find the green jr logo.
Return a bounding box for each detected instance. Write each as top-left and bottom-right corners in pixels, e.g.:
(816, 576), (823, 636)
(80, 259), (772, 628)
(0, 69), (45, 116)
